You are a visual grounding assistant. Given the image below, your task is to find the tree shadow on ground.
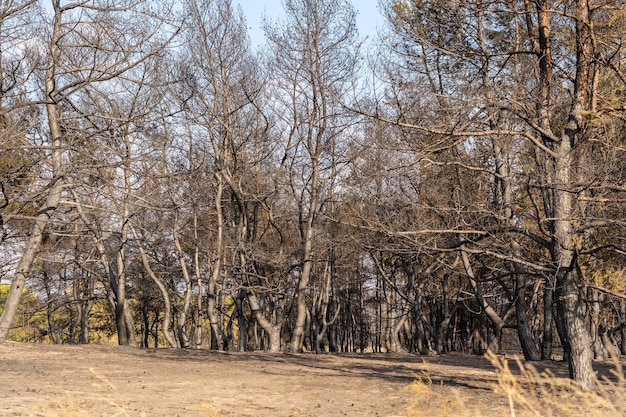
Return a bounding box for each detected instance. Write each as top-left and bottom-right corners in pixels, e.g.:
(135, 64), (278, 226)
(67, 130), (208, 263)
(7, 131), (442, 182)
(136, 347), (625, 389)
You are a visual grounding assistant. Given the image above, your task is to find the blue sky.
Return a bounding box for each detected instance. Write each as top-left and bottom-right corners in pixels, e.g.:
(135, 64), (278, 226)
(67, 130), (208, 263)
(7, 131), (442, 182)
(235, 0), (384, 47)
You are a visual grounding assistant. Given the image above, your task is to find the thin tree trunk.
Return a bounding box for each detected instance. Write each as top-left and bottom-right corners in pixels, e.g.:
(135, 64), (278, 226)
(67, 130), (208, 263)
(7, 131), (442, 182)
(314, 262), (341, 354)
(78, 298), (93, 344)
(0, 180), (64, 340)
(71, 188), (136, 347)
(590, 289), (604, 360)
(515, 274), (541, 360)
(461, 249), (503, 352)
(412, 294), (426, 354)
(0, 5), (64, 341)
(207, 177), (226, 350)
(112, 131), (138, 347)
(246, 290), (281, 352)
(432, 273), (454, 354)
(621, 301), (626, 356)
(130, 222), (176, 348)
(291, 202), (316, 352)
(172, 209), (192, 348)
(599, 325), (621, 360)
(542, 282), (554, 359)
(193, 213), (204, 349)
(291, 145), (321, 353)
(235, 289), (248, 351)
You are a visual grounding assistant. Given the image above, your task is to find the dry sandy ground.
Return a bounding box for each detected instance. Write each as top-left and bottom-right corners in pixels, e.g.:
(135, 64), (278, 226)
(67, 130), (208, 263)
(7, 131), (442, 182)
(0, 342), (623, 417)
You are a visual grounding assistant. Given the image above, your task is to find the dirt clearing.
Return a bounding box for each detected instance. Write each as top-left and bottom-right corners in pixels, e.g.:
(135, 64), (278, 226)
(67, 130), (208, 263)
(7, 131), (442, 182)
(0, 342), (623, 416)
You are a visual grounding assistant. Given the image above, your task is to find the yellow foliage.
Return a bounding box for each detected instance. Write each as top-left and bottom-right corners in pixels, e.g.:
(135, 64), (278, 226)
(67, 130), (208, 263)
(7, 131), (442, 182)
(590, 266), (626, 292)
(607, 4), (626, 29)
(0, 284), (48, 342)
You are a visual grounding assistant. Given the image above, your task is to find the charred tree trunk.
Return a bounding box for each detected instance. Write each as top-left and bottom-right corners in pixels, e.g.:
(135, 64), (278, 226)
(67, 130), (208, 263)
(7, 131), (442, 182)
(235, 289), (248, 352)
(515, 275), (541, 360)
(542, 282), (554, 360)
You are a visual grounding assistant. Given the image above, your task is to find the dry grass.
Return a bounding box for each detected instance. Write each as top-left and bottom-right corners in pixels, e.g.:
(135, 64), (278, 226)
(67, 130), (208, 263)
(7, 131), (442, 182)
(16, 345), (625, 417)
(406, 351), (626, 417)
(404, 377), (475, 417)
(487, 352), (625, 417)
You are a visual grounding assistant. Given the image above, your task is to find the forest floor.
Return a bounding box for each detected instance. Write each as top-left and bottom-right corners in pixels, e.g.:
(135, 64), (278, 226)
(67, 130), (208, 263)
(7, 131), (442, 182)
(1, 341), (625, 417)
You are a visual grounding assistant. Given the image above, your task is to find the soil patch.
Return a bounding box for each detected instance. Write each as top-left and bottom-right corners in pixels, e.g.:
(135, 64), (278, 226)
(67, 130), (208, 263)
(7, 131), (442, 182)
(0, 342), (622, 416)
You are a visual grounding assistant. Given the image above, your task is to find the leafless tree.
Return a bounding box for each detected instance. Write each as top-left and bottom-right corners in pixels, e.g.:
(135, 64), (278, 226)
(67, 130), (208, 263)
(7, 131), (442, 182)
(0, 0), (179, 343)
(265, 0), (360, 353)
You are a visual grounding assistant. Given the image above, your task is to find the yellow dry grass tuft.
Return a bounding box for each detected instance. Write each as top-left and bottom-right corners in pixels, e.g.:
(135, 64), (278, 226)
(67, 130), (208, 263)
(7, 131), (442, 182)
(195, 402), (222, 417)
(405, 352), (626, 417)
(404, 359), (487, 417)
(404, 377), (469, 417)
(487, 351), (625, 417)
